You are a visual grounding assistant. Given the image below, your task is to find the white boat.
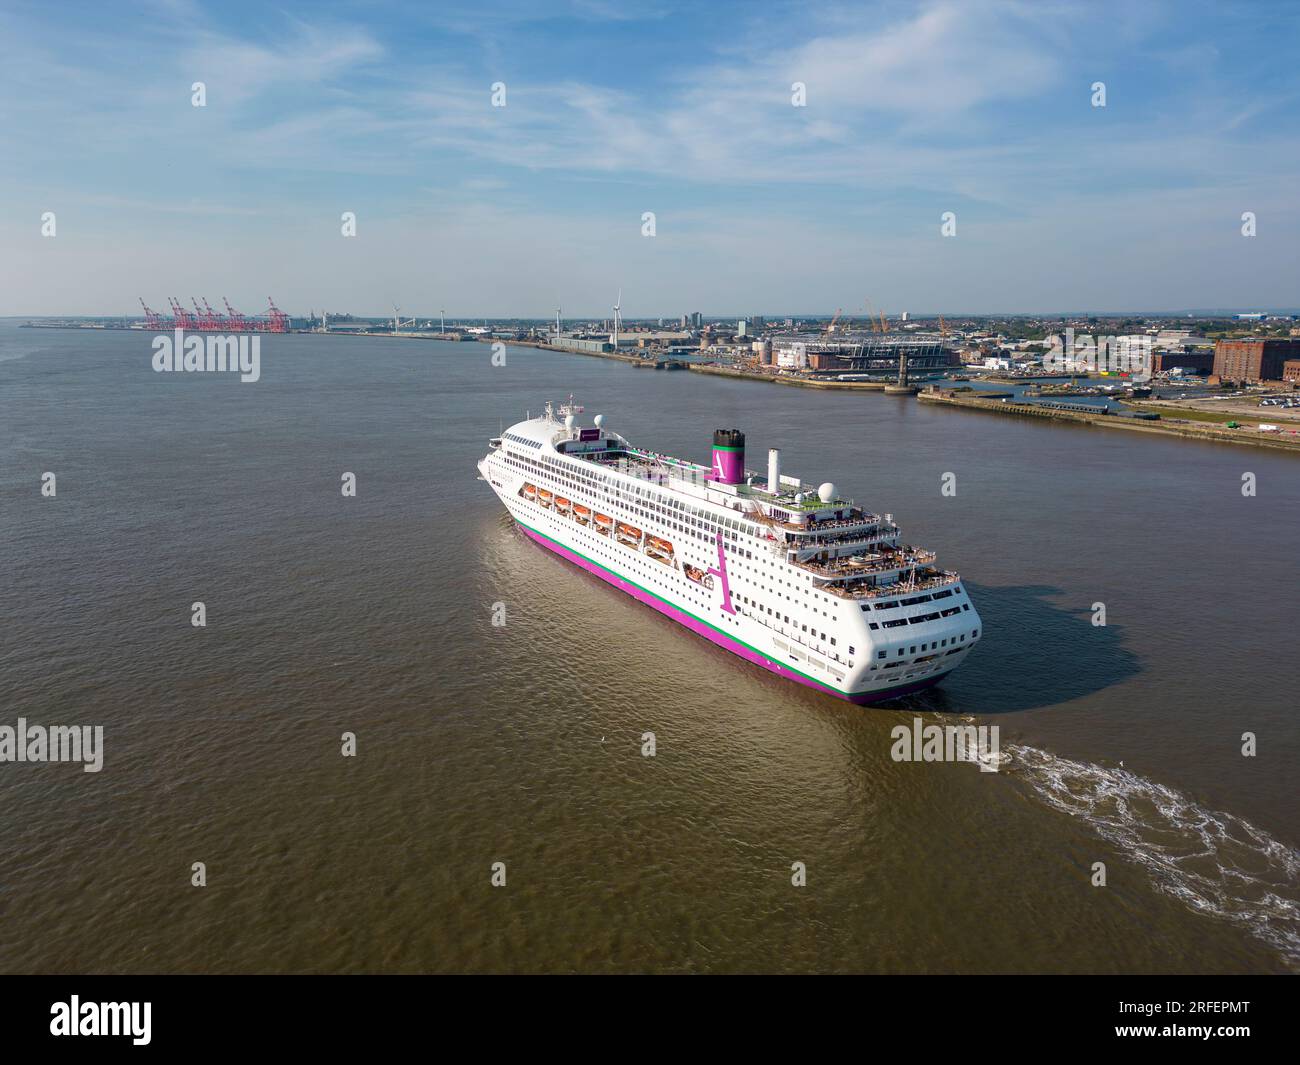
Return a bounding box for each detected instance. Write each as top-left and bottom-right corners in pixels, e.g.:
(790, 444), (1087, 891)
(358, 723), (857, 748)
(478, 399), (982, 705)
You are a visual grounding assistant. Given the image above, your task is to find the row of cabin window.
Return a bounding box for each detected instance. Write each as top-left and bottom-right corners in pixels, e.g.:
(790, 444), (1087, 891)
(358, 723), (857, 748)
(875, 630), (979, 660)
(867, 603), (970, 630)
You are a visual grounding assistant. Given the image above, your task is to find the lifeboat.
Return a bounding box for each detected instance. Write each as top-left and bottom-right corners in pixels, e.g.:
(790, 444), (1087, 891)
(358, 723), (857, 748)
(522, 483), (537, 500)
(615, 522), (642, 546)
(645, 536), (675, 564)
(573, 504), (591, 524)
(684, 564), (714, 589)
(594, 513), (613, 533)
(538, 488), (553, 506)
(555, 496), (572, 514)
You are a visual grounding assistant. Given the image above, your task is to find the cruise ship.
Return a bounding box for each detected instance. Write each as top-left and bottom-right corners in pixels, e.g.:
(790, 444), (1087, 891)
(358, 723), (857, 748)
(478, 399), (981, 704)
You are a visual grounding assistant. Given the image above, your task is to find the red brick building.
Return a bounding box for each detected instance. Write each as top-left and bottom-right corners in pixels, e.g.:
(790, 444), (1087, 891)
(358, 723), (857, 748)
(1283, 359), (1300, 384)
(1213, 339), (1300, 383)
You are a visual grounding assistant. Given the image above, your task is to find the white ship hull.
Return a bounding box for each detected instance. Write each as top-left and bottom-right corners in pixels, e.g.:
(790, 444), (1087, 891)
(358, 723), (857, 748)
(479, 412), (982, 704)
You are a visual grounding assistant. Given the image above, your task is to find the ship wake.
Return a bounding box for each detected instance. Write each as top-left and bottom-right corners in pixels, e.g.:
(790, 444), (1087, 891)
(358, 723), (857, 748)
(1007, 745), (1300, 969)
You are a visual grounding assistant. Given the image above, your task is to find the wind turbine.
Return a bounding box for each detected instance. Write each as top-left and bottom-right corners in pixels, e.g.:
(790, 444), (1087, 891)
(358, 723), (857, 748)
(612, 288), (621, 349)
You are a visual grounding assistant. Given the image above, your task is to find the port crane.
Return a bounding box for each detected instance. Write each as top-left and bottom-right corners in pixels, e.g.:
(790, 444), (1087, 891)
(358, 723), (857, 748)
(134, 295), (289, 332)
(168, 297), (194, 329)
(138, 298), (163, 330)
(266, 297), (289, 333)
(223, 298), (246, 332)
(202, 298), (222, 330)
(191, 298), (213, 330)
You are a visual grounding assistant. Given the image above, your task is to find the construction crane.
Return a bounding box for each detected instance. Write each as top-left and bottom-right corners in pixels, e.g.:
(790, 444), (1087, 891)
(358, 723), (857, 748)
(825, 308), (842, 335)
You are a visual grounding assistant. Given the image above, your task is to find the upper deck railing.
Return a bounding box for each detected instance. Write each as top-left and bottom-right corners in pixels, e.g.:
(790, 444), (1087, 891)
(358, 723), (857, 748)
(815, 570), (961, 600)
(580, 448), (704, 488)
(578, 447), (865, 519)
(796, 549), (937, 580)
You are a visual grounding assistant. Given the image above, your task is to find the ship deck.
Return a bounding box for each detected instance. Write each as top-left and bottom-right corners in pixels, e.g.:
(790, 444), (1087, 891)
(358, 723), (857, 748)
(816, 571), (961, 600)
(796, 549), (937, 579)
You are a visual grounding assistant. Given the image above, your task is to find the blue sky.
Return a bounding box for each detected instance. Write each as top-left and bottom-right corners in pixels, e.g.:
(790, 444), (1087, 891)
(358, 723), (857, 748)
(2, 0), (1297, 316)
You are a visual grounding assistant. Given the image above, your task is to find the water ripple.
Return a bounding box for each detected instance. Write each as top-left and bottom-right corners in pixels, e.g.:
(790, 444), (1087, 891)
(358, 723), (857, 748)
(1009, 745), (1300, 969)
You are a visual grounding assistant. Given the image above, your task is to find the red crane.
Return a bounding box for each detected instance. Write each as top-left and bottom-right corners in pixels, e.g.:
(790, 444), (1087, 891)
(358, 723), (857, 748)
(138, 298), (163, 330)
(169, 297), (194, 330)
(203, 298), (223, 331)
(191, 297), (215, 331)
(223, 297), (246, 332)
(266, 297), (289, 333)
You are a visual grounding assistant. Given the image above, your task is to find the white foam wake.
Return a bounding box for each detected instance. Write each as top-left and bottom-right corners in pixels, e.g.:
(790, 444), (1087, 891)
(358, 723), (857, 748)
(1008, 744), (1300, 969)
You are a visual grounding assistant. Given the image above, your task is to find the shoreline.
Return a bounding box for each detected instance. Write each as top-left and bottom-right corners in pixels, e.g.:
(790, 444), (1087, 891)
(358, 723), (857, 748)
(686, 363), (891, 390)
(916, 391), (1300, 453)
(15, 323), (1299, 451)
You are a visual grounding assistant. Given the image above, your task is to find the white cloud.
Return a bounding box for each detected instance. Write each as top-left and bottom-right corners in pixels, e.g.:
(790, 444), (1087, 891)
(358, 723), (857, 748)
(0, 0), (1297, 314)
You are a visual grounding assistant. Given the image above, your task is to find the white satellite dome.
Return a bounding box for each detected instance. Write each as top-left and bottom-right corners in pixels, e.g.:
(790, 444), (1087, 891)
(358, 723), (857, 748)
(818, 482), (836, 503)
(564, 414), (575, 432)
(593, 414), (605, 428)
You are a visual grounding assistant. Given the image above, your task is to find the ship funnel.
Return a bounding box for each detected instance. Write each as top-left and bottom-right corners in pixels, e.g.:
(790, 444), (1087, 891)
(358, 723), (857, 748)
(768, 448), (781, 494)
(711, 428), (744, 485)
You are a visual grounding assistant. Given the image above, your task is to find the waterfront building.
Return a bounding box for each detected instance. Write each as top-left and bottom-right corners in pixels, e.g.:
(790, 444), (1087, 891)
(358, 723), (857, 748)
(773, 336), (956, 374)
(1213, 338), (1300, 383)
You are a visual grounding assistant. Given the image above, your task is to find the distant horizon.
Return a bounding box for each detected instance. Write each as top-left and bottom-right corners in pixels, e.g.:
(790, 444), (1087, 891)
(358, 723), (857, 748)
(7, 307), (1300, 322)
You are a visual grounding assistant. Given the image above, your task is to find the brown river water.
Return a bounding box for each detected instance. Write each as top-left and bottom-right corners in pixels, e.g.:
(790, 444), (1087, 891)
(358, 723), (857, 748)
(2, 324), (1296, 973)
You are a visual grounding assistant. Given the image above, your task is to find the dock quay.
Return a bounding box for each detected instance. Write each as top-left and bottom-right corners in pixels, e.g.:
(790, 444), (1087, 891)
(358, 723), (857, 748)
(686, 364), (891, 390)
(918, 390), (1300, 452)
(1033, 399), (1112, 413)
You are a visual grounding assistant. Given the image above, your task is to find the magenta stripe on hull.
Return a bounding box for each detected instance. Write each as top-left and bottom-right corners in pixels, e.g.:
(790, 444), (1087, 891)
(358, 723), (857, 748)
(519, 524), (948, 706)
